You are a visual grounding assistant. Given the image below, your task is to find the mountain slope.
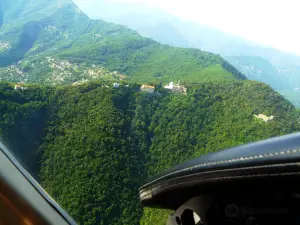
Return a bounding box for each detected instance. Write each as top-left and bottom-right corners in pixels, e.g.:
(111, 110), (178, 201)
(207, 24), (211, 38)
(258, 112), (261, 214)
(1, 80), (300, 225)
(76, 0), (300, 67)
(0, 0), (245, 85)
(225, 56), (300, 107)
(2, 1), (300, 225)
(225, 56), (289, 90)
(79, 0), (300, 107)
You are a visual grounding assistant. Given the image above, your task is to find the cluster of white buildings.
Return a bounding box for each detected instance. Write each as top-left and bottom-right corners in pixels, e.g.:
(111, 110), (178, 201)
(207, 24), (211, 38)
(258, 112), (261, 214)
(113, 81), (187, 95)
(164, 81), (187, 94)
(14, 84), (28, 91)
(113, 83), (129, 88)
(139, 81), (187, 94)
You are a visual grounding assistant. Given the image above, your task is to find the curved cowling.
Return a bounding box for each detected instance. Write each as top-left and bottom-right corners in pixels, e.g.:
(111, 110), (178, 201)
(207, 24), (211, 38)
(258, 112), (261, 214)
(139, 133), (300, 209)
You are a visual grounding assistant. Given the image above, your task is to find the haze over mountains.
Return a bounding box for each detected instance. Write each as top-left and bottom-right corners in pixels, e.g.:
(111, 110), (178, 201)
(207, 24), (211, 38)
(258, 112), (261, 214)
(1, 1), (300, 225)
(75, 0), (300, 107)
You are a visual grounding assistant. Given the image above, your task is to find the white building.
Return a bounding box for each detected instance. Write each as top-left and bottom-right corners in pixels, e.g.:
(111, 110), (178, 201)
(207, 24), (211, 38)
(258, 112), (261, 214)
(164, 81), (174, 90)
(14, 85), (27, 91)
(141, 85), (155, 94)
(164, 81), (187, 95)
(113, 83), (120, 88)
(254, 114), (274, 122)
(15, 85), (22, 90)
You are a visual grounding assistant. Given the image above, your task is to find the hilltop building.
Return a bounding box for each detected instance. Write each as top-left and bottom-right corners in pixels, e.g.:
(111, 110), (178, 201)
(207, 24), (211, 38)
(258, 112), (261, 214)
(254, 114), (274, 122)
(141, 85), (155, 94)
(164, 81), (187, 94)
(113, 83), (120, 88)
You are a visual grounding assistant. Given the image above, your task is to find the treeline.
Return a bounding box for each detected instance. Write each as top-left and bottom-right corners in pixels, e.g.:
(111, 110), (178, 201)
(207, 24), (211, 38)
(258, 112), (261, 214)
(0, 82), (52, 176)
(0, 80), (299, 225)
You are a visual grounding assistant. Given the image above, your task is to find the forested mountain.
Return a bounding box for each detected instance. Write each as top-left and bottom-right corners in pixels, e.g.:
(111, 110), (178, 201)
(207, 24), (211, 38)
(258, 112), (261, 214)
(1, 1), (300, 225)
(0, 0), (245, 86)
(1, 80), (300, 224)
(79, 0), (300, 107)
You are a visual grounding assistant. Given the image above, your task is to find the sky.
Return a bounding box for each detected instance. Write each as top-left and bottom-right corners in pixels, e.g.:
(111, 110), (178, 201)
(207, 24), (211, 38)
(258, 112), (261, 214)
(73, 0), (300, 55)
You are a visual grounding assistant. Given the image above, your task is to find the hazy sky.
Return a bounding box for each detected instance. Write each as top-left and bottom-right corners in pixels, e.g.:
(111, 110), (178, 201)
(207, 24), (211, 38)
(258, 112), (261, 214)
(74, 0), (300, 55)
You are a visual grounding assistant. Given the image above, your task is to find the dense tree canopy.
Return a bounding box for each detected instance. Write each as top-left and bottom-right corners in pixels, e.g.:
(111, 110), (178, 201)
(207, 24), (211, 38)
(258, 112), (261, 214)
(0, 2), (298, 225)
(0, 80), (299, 224)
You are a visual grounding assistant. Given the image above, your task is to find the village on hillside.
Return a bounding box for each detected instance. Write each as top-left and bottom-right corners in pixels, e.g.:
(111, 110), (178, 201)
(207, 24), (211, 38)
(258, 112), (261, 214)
(13, 75), (189, 96)
(0, 41), (11, 52)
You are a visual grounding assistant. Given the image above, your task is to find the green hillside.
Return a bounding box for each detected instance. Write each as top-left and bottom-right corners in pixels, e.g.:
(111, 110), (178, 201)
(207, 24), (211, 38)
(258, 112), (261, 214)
(1, 1), (300, 225)
(1, 80), (299, 224)
(0, 0), (245, 85)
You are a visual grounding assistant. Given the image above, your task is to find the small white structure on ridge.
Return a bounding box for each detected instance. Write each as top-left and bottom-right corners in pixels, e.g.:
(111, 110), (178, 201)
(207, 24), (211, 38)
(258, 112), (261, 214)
(140, 85), (155, 94)
(113, 83), (120, 88)
(164, 81), (187, 95)
(164, 81), (174, 90)
(254, 114), (274, 122)
(14, 83), (27, 91)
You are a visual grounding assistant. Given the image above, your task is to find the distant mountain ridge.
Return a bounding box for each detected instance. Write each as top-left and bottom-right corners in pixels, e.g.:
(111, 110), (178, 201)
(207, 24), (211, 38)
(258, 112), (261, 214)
(84, 1), (300, 67)
(0, 0), (245, 86)
(78, 0), (300, 107)
(224, 56), (289, 90)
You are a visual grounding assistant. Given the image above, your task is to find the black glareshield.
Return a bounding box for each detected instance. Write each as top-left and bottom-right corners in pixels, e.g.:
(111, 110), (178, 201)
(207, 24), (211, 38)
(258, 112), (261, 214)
(139, 132), (300, 225)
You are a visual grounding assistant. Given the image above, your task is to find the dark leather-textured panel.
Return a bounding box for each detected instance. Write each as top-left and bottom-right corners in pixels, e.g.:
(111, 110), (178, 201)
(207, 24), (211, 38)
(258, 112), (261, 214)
(139, 133), (300, 209)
